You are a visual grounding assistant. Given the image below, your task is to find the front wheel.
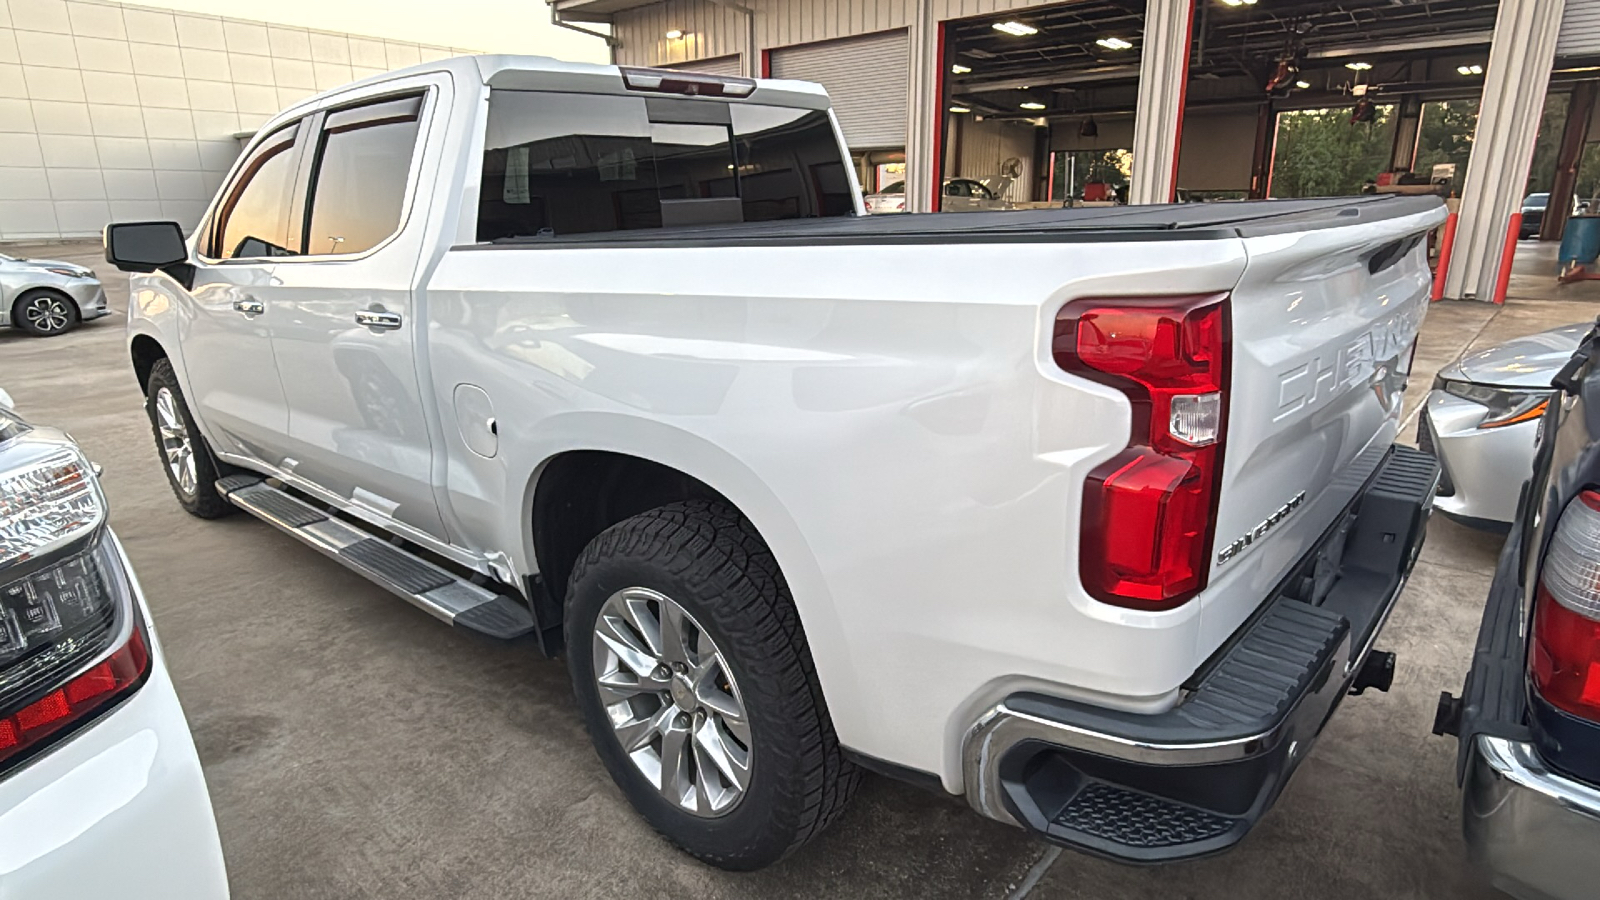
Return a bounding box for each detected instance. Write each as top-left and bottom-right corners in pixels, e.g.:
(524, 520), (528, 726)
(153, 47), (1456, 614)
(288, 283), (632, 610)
(144, 359), (233, 519)
(565, 500), (858, 870)
(12, 290), (78, 336)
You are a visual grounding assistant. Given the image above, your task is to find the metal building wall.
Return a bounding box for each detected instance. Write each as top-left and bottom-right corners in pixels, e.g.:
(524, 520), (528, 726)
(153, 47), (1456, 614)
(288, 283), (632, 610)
(953, 116), (1034, 202)
(611, 0), (1047, 68)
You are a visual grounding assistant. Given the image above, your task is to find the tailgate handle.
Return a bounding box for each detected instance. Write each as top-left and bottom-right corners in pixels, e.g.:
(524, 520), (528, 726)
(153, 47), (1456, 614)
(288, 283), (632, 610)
(1366, 235), (1423, 275)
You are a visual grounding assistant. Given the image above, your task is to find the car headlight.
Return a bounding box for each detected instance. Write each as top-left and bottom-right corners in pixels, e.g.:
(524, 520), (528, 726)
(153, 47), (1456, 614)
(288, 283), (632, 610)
(42, 267), (91, 279)
(1435, 377), (1552, 429)
(0, 443), (148, 772)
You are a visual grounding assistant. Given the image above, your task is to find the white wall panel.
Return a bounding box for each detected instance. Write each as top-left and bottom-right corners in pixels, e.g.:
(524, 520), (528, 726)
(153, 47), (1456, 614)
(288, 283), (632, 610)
(0, 0), (466, 239)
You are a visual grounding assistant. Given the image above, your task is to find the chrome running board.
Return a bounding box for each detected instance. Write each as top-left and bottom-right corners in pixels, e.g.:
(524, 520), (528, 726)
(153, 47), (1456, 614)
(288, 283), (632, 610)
(216, 474), (535, 640)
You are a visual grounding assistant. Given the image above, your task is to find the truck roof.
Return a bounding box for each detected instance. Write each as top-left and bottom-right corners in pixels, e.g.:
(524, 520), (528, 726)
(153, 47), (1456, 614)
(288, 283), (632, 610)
(335, 53), (832, 111)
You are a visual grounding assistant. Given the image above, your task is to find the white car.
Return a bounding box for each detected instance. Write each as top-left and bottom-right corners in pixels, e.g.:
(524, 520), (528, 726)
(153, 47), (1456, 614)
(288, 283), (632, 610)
(0, 394), (228, 898)
(1420, 323), (1584, 528)
(863, 177), (1007, 213)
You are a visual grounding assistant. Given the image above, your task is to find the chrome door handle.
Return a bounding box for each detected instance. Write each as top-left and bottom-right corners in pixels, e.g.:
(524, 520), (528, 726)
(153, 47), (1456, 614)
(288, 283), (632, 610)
(355, 309), (403, 330)
(232, 297), (264, 316)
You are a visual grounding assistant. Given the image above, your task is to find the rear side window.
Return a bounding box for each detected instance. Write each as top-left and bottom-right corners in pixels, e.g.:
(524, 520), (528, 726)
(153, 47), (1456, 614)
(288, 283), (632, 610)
(478, 90), (852, 241)
(304, 94), (424, 256)
(211, 123), (300, 259)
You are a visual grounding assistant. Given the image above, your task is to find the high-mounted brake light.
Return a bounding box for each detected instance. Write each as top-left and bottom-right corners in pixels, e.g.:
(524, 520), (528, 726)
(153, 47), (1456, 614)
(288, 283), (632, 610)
(1532, 489), (1600, 721)
(1054, 294), (1230, 610)
(619, 66), (756, 98)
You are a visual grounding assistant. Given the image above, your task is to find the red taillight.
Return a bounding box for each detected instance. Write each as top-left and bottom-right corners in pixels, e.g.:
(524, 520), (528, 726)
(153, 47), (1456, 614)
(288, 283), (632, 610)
(1054, 294), (1230, 610)
(1531, 490), (1600, 720)
(0, 629), (148, 762)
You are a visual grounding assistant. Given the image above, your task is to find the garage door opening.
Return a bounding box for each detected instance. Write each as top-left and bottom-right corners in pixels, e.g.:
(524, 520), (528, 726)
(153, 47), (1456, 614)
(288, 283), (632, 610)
(938, 3), (1144, 213)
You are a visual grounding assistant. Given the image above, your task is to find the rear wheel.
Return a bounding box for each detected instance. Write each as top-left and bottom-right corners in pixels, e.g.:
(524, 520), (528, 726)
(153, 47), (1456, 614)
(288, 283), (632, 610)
(565, 500), (858, 870)
(12, 290), (77, 336)
(144, 359), (233, 519)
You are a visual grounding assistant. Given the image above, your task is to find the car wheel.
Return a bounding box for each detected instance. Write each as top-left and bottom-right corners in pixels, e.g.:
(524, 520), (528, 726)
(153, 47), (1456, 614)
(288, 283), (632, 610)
(565, 500), (859, 871)
(144, 359), (233, 519)
(12, 290), (78, 336)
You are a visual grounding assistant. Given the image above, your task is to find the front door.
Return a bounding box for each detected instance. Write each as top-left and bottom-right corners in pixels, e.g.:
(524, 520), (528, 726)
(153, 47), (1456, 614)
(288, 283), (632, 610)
(267, 82), (448, 541)
(180, 120), (306, 464)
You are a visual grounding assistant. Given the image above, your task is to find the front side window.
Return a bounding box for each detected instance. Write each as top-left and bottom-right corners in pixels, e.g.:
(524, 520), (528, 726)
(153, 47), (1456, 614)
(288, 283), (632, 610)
(212, 123), (300, 260)
(304, 94), (424, 256)
(478, 90), (852, 241)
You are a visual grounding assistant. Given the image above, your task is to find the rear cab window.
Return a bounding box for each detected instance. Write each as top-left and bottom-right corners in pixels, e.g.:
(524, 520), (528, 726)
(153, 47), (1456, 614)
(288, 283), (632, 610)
(477, 90), (854, 241)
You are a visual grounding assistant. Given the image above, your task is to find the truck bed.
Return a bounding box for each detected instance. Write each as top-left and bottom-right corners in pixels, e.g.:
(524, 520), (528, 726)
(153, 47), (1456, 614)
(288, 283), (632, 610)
(460, 195), (1442, 250)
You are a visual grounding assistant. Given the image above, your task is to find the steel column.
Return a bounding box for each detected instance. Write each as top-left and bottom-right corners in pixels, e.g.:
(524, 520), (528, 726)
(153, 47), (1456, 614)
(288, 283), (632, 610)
(1542, 80), (1598, 241)
(1129, 0), (1195, 205)
(905, 0), (941, 214)
(1445, 0), (1565, 300)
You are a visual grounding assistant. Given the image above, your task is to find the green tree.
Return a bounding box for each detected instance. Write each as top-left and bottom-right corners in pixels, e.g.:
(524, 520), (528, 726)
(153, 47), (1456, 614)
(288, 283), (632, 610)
(1270, 106), (1396, 198)
(1413, 99), (1478, 186)
(1526, 92), (1571, 194)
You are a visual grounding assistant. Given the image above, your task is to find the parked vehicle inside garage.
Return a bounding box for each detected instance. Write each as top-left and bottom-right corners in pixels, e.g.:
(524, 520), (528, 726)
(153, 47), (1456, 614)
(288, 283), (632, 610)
(0, 392), (228, 899)
(1420, 323), (1583, 529)
(108, 54), (1445, 871)
(0, 253), (108, 337)
(1435, 319), (1600, 900)
(863, 177), (1009, 213)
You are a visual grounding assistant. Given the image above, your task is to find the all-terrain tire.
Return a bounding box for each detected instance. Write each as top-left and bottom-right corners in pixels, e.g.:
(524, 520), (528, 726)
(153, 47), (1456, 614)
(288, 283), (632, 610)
(144, 358), (233, 519)
(565, 500), (860, 871)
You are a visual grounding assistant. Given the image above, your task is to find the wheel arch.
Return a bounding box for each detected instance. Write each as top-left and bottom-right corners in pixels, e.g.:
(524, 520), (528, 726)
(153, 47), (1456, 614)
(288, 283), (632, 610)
(516, 420), (855, 710)
(130, 333), (168, 395)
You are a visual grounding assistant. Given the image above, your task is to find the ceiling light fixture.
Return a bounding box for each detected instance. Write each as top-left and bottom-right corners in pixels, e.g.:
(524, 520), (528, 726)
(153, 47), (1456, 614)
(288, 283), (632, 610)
(1020, 101), (1046, 110)
(1095, 37), (1133, 51)
(993, 21), (1038, 36)
(1220, 0), (1257, 6)
(1345, 61), (1372, 71)
(1295, 80), (1311, 89)
(951, 63), (972, 74)
(665, 29), (684, 39)
(949, 106), (971, 113)
(1457, 64), (1484, 75)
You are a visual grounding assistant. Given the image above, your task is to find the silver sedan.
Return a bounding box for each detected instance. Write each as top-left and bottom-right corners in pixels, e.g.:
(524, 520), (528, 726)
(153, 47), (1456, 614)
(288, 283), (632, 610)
(0, 252), (109, 337)
(1419, 322), (1585, 528)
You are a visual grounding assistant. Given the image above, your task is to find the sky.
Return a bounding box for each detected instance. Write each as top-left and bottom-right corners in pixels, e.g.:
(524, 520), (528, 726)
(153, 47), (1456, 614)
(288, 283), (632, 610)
(132, 0), (611, 61)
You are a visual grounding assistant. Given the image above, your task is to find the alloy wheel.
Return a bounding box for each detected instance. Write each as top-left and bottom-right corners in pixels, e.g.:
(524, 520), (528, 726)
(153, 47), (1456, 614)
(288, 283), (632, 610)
(21, 295), (71, 334)
(592, 587), (753, 817)
(154, 387), (197, 496)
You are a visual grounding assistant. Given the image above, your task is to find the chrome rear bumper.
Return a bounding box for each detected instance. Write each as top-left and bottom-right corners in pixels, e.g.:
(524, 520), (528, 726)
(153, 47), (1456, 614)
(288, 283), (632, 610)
(1465, 734), (1600, 900)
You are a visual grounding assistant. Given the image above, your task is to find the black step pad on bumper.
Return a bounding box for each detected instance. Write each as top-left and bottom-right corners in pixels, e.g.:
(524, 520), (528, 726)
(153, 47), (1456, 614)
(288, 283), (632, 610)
(979, 445), (1440, 864)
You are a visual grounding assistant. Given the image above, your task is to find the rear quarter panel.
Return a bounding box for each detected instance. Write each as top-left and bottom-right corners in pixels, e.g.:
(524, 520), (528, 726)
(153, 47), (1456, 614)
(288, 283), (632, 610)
(425, 236), (1248, 787)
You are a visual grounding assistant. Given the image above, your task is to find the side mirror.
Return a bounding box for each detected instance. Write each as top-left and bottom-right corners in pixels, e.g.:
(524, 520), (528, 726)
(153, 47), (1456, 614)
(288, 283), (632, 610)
(104, 221), (188, 273)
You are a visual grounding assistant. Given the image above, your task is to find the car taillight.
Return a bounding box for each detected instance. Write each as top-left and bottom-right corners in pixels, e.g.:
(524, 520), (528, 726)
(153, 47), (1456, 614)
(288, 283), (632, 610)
(1054, 294), (1230, 610)
(0, 448), (148, 771)
(1531, 489), (1600, 720)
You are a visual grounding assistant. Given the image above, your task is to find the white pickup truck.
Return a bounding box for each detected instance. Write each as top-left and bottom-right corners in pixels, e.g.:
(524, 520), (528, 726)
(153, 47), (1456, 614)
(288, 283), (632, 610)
(106, 55), (1445, 870)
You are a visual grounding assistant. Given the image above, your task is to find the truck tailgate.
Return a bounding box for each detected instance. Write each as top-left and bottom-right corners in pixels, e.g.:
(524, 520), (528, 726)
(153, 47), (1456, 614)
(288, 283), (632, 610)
(1199, 200), (1446, 653)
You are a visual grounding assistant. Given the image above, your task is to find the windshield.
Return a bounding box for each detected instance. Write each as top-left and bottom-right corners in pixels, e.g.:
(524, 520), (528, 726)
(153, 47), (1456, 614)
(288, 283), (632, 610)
(1525, 193), (1550, 209)
(877, 181), (906, 195)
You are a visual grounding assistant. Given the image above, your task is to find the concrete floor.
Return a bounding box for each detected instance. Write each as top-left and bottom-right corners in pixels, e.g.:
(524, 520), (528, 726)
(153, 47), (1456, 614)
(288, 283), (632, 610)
(0, 239), (1594, 900)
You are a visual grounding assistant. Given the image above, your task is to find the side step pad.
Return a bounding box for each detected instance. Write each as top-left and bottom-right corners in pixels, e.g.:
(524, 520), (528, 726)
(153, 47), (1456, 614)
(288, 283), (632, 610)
(217, 476), (535, 640)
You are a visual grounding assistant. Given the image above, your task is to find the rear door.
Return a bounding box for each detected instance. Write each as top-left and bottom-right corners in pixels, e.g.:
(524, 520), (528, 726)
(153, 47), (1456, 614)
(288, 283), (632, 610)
(181, 119), (307, 463)
(266, 75), (449, 540)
